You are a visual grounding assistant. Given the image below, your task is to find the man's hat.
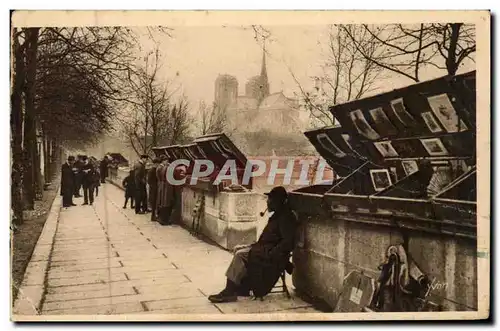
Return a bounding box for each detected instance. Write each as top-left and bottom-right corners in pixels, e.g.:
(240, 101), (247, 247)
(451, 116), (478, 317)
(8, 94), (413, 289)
(67, 155), (75, 161)
(264, 186), (288, 203)
(81, 155), (88, 161)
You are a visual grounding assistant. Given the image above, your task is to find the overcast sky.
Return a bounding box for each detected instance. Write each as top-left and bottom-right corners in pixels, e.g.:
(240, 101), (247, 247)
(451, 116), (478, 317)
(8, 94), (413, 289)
(137, 25), (475, 114)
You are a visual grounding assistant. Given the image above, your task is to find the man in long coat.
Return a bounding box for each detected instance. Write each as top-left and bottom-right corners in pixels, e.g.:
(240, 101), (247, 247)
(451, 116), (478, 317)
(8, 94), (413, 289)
(147, 158), (161, 222)
(73, 155), (84, 197)
(157, 156), (177, 225)
(134, 154), (149, 214)
(81, 155), (96, 205)
(100, 155), (109, 183)
(61, 156), (76, 207)
(208, 186), (298, 303)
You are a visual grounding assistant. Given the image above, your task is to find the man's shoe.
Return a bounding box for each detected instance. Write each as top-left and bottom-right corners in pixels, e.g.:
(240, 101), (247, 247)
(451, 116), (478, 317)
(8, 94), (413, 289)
(123, 206), (126, 209)
(82, 202), (89, 205)
(71, 203), (77, 206)
(136, 211), (145, 215)
(208, 291), (238, 303)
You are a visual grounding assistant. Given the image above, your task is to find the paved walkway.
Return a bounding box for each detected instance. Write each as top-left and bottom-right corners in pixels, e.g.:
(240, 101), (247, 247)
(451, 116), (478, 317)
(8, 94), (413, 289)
(32, 183), (315, 315)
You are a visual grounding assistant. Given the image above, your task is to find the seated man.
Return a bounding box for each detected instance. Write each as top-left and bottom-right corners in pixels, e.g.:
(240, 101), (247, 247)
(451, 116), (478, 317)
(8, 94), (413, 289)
(208, 186), (298, 303)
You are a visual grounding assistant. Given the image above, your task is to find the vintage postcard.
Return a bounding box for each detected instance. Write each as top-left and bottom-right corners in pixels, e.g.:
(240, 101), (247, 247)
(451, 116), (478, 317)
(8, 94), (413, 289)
(10, 10), (490, 322)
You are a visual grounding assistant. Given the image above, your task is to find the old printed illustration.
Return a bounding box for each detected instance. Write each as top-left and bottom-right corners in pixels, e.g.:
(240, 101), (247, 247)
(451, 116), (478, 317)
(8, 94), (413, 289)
(10, 11), (489, 321)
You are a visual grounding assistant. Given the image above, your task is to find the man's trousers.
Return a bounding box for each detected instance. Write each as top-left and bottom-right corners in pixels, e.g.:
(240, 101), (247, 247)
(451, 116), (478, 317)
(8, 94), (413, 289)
(225, 246), (251, 285)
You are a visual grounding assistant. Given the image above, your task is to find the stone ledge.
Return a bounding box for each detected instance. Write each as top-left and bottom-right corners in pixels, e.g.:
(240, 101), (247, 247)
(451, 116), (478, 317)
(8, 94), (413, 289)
(12, 190), (61, 318)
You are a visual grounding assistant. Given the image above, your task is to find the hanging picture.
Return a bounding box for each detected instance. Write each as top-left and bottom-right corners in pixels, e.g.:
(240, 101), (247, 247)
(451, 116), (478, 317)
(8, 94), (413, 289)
(427, 93), (463, 133)
(317, 133), (346, 158)
(420, 138), (449, 156)
(349, 109), (380, 140)
(373, 141), (399, 157)
(370, 169), (393, 192)
(401, 160), (419, 176)
(369, 107), (398, 134)
(390, 98), (415, 126)
(420, 112), (443, 133)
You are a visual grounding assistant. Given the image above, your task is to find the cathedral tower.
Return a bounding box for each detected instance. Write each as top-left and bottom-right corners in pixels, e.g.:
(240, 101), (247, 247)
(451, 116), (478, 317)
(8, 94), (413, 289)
(214, 74), (238, 111)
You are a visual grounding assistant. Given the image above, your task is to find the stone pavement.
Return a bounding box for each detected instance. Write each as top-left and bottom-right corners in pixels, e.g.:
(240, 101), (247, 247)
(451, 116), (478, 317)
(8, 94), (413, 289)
(31, 183), (317, 315)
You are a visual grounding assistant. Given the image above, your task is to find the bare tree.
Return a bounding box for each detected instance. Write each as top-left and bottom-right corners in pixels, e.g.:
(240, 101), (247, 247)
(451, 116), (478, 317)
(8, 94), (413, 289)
(342, 23), (476, 82)
(197, 100), (227, 136)
(120, 47), (190, 156)
(289, 25), (383, 127)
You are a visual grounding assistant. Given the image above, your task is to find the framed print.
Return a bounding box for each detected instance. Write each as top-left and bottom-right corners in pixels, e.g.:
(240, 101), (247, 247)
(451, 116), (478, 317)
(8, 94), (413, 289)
(427, 93), (463, 133)
(420, 138), (449, 156)
(373, 141), (399, 157)
(390, 98), (415, 126)
(369, 107), (397, 133)
(370, 169), (393, 192)
(421, 111), (443, 133)
(401, 160), (419, 176)
(349, 109), (380, 140)
(317, 133), (346, 158)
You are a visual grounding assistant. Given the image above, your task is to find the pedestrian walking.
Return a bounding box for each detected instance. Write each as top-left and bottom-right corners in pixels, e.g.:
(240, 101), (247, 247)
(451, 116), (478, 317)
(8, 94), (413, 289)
(122, 170), (136, 209)
(61, 156), (77, 208)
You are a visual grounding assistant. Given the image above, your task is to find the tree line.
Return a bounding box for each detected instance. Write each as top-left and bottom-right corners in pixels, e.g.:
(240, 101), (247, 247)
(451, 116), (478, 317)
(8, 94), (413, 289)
(10, 26), (192, 227)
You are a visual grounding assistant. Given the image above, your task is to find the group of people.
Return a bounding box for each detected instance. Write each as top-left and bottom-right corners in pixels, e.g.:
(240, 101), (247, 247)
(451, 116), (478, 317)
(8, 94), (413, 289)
(60, 154), (109, 207)
(122, 154), (183, 225)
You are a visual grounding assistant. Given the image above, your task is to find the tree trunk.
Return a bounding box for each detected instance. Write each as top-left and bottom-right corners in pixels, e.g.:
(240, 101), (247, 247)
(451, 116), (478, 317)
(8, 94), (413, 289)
(446, 23), (461, 76)
(10, 28), (25, 225)
(22, 28), (40, 209)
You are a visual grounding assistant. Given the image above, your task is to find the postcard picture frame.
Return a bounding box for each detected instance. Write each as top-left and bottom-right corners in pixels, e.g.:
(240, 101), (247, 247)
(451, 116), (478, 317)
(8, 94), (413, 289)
(349, 109), (380, 140)
(317, 133), (346, 158)
(420, 138), (449, 156)
(370, 169), (393, 192)
(373, 141), (399, 158)
(427, 93), (463, 133)
(420, 111), (443, 133)
(401, 160), (419, 176)
(390, 98), (415, 126)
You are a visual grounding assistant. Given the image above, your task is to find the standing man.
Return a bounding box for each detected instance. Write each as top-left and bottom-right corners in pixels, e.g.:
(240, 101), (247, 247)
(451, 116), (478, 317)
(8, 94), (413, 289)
(148, 158), (161, 222)
(73, 155), (84, 198)
(134, 154), (148, 214)
(61, 156), (77, 208)
(81, 155), (96, 205)
(100, 155), (109, 184)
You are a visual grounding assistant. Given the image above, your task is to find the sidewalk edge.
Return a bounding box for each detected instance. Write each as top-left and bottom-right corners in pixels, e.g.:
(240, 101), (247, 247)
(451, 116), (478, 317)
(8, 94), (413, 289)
(12, 188), (61, 318)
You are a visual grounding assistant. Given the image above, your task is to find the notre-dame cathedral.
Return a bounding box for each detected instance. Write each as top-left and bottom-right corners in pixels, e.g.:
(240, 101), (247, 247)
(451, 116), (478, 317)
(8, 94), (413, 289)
(213, 49), (309, 136)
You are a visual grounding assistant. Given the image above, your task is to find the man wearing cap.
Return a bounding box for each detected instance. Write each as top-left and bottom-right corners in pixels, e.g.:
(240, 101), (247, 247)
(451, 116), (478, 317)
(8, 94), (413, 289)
(208, 186), (298, 303)
(61, 156), (77, 207)
(134, 154), (149, 214)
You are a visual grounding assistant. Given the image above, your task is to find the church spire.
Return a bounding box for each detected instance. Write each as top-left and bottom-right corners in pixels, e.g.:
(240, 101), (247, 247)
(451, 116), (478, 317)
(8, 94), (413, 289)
(258, 43), (270, 102)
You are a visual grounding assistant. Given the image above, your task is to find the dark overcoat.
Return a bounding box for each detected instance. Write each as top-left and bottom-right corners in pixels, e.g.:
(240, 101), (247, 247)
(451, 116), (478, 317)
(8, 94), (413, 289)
(244, 205), (298, 297)
(60, 163), (75, 196)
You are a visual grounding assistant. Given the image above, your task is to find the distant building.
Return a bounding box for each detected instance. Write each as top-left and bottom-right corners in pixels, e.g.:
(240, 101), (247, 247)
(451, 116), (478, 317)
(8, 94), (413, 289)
(214, 48), (308, 135)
